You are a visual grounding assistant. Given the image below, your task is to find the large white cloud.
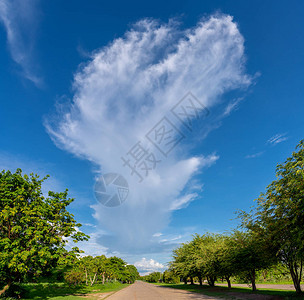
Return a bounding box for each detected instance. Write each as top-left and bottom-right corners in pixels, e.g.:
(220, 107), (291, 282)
(46, 15), (251, 254)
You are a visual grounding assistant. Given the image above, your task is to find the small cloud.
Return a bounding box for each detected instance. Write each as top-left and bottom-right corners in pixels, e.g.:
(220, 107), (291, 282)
(170, 193), (198, 211)
(223, 97), (243, 116)
(245, 151), (264, 159)
(83, 223), (97, 228)
(0, 0), (42, 86)
(152, 233), (163, 237)
(134, 258), (165, 275)
(267, 133), (288, 145)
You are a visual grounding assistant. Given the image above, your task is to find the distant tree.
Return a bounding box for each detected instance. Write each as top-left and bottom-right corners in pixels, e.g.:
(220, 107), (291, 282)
(0, 169), (89, 295)
(124, 265), (140, 283)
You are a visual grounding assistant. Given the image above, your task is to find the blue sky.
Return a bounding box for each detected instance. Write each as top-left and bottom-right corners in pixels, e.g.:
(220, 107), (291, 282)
(0, 0), (304, 274)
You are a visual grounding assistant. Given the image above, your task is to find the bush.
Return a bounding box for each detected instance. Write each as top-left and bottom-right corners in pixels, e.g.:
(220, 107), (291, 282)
(64, 270), (84, 286)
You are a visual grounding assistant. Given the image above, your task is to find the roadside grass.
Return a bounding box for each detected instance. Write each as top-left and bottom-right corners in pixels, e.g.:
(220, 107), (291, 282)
(19, 281), (128, 300)
(152, 282), (304, 299)
(215, 280), (295, 285)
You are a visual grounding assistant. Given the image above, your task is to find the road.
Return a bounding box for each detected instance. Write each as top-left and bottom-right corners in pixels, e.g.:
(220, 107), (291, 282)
(106, 281), (220, 300)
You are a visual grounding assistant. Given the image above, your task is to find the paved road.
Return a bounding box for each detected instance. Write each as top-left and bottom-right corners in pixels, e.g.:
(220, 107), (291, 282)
(106, 281), (220, 300)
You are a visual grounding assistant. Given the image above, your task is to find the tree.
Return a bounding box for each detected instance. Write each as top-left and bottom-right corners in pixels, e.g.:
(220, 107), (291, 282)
(170, 242), (194, 284)
(124, 265), (140, 283)
(0, 169), (89, 295)
(105, 256), (127, 281)
(142, 272), (161, 283)
(162, 270), (180, 284)
(192, 233), (220, 287)
(213, 235), (236, 288)
(227, 230), (276, 291)
(246, 140), (304, 293)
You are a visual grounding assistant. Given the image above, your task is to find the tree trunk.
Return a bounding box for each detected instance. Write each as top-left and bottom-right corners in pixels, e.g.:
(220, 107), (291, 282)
(290, 264), (302, 293)
(190, 277), (194, 285)
(183, 278), (187, 284)
(207, 276), (215, 287)
(249, 270), (256, 291)
(90, 272), (97, 286)
(225, 276), (231, 289)
(198, 276), (203, 286)
(102, 273), (105, 284)
(0, 279), (12, 297)
(85, 268), (88, 286)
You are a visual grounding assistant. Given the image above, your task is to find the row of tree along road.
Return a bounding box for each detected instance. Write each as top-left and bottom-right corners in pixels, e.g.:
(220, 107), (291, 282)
(144, 140), (304, 294)
(1, 140), (304, 296)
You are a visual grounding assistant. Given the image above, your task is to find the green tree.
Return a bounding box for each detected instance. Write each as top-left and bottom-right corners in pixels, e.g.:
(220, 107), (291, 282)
(227, 230), (275, 291)
(0, 169), (89, 295)
(213, 235), (236, 288)
(170, 242), (194, 284)
(162, 270), (180, 284)
(192, 233), (220, 287)
(124, 265), (140, 283)
(245, 140), (304, 293)
(105, 256), (127, 281)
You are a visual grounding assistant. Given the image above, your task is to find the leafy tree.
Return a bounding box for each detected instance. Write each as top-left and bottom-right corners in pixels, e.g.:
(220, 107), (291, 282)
(105, 256), (127, 281)
(192, 234), (220, 287)
(227, 230), (276, 291)
(142, 272), (161, 283)
(170, 242), (194, 284)
(240, 140), (304, 293)
(64, 269), (84, 286)
(124, 265), (140, 283)
(162, 270), (180, 284)
(213, 235), (236, 288)
(0, 169), (89, 295)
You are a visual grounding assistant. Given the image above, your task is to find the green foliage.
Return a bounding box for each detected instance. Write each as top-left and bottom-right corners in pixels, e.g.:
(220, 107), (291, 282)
(0, 169), (89, 292)
(64, 255), (139, 286)
(141, 272), (162, 283)
(239, 140), (304, 293)
(124, 265), (140, 283)
(162, 270), (180, 283)
(0, 282), (27, 299)
(64, 270), (84, 286)
(170, 231), (277, 290)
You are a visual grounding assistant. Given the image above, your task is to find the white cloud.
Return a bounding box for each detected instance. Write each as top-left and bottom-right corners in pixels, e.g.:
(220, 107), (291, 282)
(267, 133), (288, 145)
(0, 0), (42, 86)
(46, 15), (251, 254)
(223, 97), (244, 116)
(134, 258), (165, 275)
(170, 193), (198, 211)
(152, 233), (163, 237)
(245, 151), (264, 159)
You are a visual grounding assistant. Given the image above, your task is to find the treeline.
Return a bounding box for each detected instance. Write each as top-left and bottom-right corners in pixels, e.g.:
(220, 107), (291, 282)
(0, 169), (139, 298)
(63, 255), (139, 286)
(169, 140), (304, 293)
(141, 270), (179, 283)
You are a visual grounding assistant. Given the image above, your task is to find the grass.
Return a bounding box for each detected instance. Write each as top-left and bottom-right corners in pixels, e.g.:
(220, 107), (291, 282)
(215, 280), (295, 285)
(19, 281), (128, 300)
(152, 282), (304, 299)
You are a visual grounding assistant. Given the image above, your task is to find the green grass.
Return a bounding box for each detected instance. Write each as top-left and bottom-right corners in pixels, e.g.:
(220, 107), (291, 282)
(19, 281), (128, 300)
(152, 282), (304, 299)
